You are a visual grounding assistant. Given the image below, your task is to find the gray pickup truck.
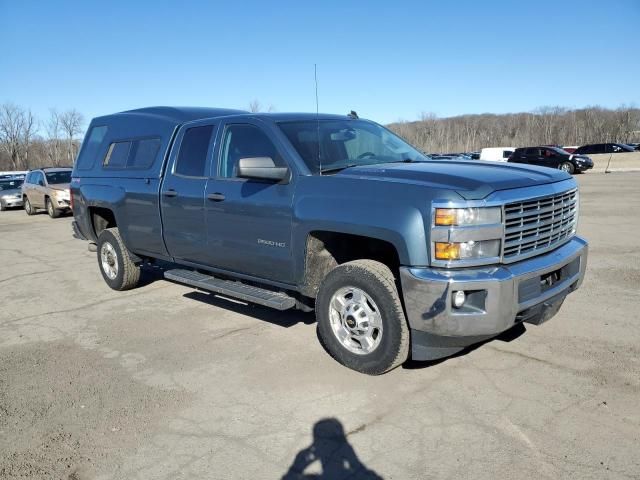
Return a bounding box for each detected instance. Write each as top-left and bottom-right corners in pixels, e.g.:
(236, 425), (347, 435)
(71, 107), (588, 375)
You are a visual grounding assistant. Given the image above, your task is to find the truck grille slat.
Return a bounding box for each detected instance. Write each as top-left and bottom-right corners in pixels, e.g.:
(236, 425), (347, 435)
(503, 188), (578, 262)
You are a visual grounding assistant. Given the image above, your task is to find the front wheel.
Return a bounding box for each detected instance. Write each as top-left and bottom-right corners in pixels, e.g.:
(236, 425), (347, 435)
(316, 260), (409, 375)
(46, 198), (60, 218)
(559, 161), (575, 174)
(97, 227), (141, 291)
(24, 197), (36, 215)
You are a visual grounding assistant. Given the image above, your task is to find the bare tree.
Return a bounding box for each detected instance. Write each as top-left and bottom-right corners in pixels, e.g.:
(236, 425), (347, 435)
(249, 99), (261, 113)
(0, 103), (36, 170)
(389, 106), (640, 154)
(45, 109), (63, 166)
(59, 109), (84, 165)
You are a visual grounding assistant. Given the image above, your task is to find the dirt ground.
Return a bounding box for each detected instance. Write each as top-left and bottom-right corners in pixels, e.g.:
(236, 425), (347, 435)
(1, 172), (638, 480)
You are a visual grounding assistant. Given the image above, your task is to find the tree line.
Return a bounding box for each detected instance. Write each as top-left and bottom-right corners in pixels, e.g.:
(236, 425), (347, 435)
(2, 102), (639, 171)
(388, 106), (640, 154)
(0, 103), (84, 171)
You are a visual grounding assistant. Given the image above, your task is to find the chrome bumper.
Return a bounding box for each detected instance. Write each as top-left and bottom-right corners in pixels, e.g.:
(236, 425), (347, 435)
(1, 198), (23, 208)
(400, 236), (588, 355)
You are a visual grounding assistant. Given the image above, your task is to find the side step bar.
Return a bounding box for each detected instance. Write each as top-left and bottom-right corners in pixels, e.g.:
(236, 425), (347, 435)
(164, 268), (296, 311)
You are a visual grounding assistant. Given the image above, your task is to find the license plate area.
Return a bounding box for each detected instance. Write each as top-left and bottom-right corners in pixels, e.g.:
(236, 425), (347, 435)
(518, 256), (580, 304)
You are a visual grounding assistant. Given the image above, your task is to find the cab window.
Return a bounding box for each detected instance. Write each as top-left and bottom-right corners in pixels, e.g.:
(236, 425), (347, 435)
(219, 124), (284, 178)
(175, 125), (214, 177)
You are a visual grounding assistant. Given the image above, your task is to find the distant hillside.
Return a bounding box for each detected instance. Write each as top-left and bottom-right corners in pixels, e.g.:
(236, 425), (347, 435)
(388, 106), (640, 154)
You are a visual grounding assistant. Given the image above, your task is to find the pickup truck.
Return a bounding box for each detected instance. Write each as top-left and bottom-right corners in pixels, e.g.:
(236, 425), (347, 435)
(71, 107), (588, 375)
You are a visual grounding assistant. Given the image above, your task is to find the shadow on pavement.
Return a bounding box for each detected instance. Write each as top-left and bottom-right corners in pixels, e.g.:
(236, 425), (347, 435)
(282, 418), (382, 480)
(183, 290), (315, 328)
(403, 322), (528, 370)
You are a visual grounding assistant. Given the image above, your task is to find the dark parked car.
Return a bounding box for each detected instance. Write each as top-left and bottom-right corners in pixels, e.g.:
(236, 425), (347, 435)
(573, 143), (635, 155)
(71, 107), (588, 375)
(508, 146), (593, 174)
(626, 143), (640, 151)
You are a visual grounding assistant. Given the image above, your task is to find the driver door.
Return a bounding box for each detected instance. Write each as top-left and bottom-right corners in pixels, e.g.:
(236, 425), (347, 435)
(204, 120), (296, 283)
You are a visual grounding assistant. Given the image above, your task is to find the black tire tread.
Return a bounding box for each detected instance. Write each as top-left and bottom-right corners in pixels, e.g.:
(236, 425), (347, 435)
(24, 197), (36, 215)
(560, 161), (575, 174)
(46, 197), (60, 218)
(317, 259), (410, 375)
(99, 227), (141, 290)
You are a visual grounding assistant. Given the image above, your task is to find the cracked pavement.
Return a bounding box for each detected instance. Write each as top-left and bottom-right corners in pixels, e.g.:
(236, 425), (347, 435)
(1, 173), (639, 479)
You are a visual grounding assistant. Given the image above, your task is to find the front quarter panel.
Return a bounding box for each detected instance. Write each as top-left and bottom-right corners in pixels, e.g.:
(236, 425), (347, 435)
(291, 175), (461, 281)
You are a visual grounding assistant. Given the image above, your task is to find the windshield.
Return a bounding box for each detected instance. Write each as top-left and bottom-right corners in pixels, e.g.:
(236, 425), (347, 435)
(549, 147), (570, 155)
(279, 120), (427, 173)
(45, 171), (71, 184)
(0, 179), (23, 191)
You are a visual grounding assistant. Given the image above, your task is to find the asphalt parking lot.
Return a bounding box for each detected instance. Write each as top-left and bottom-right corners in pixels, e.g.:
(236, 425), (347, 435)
(1, 173), (639, 480)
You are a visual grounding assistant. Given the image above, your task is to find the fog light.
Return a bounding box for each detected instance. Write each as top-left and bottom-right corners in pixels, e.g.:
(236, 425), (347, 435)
(452, 290), (466, 308)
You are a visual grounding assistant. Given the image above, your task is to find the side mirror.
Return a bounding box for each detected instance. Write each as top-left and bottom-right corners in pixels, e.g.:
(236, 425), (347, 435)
(237, 157), (289, 182)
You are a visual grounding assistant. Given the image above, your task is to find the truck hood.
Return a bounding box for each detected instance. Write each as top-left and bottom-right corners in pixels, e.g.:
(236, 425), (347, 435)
(336, 160), (570, 200)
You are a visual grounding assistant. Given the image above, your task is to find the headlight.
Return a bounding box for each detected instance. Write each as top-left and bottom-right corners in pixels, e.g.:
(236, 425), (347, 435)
(434, 240), (501, 261)
(54, 190), (70, 199)
(435, 207), (501, 226)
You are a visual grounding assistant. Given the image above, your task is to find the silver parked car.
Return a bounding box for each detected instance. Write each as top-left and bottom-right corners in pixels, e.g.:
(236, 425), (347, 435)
(22, 167), (72, 218)
(0, 177), (24, 210)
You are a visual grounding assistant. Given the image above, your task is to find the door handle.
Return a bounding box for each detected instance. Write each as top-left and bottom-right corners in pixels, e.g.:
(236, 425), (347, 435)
(163, 189), (178, 197)
(207, 193), (225, 202)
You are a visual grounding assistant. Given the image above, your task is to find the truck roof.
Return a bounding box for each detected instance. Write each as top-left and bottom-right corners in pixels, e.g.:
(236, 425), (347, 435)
(98, 106), (249, 124)
(93, 107), (352, 129)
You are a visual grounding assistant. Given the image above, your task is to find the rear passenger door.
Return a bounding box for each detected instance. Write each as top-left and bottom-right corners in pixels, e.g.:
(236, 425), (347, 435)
(160, 120), (217, 264)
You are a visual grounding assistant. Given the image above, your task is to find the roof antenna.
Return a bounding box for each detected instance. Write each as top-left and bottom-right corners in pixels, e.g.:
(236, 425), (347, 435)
(315, 64), (321, 175)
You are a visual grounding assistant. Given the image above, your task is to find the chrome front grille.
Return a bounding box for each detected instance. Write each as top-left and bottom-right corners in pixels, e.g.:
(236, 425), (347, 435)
(503, 188), (578, 262)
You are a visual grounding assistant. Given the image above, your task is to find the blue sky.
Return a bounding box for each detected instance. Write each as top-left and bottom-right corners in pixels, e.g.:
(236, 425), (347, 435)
(1, 0), (639, 130)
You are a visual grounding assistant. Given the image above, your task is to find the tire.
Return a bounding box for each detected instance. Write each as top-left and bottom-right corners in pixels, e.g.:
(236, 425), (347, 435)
(24, 197), (36, 215)
(96, 227), (141, 291)
(0, 201), (5, 212)
(559, 162), (575, 174)
(316, 259), (410, 375)
(46, 197), (60, 218)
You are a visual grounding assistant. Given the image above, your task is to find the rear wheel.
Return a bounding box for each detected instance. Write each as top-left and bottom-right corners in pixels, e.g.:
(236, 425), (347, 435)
(559, 162), (575, 174)
(97, 227), (141, 291)
(46, 198), (60, 218)
(24, 197), (36, 215)
(316, 260), (409, 375)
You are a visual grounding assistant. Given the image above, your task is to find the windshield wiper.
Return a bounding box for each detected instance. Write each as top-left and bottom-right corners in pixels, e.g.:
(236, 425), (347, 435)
(320, 164), (358, 174)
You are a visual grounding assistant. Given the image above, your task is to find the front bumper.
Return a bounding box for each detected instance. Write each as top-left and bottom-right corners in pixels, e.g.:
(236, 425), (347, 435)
(1, 197), (23, 208)
(52, 197), (71, 209)
(400, 236), (588, 360)
(576, 163), (593, 172)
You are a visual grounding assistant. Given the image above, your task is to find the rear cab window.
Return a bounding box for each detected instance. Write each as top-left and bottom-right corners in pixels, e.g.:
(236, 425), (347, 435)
(76, 126), (108, 170)
(174, 125), (214, 177)
(103, 138), (162, 169)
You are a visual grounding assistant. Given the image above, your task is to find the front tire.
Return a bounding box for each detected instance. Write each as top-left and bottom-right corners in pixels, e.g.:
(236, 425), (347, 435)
(316, 260), (410, 375)
(24, 197), (36, 215)
(559, 161), (575, 174)
(97, 227), (141, 291)
(46, 198), (60, 218)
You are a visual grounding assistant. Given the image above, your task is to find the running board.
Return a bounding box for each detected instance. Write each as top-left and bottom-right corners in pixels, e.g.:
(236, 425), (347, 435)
(164, 268), (296, 311)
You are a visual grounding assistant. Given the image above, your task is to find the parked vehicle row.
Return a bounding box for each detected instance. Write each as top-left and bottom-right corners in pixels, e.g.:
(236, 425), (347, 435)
(0, 177), (24, 211)
(508, 146), (593, 174)
(0, 167), (73, 218)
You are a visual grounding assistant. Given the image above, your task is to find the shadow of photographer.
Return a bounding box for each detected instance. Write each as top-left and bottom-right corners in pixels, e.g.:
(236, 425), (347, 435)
(282, 418), (382, 480)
